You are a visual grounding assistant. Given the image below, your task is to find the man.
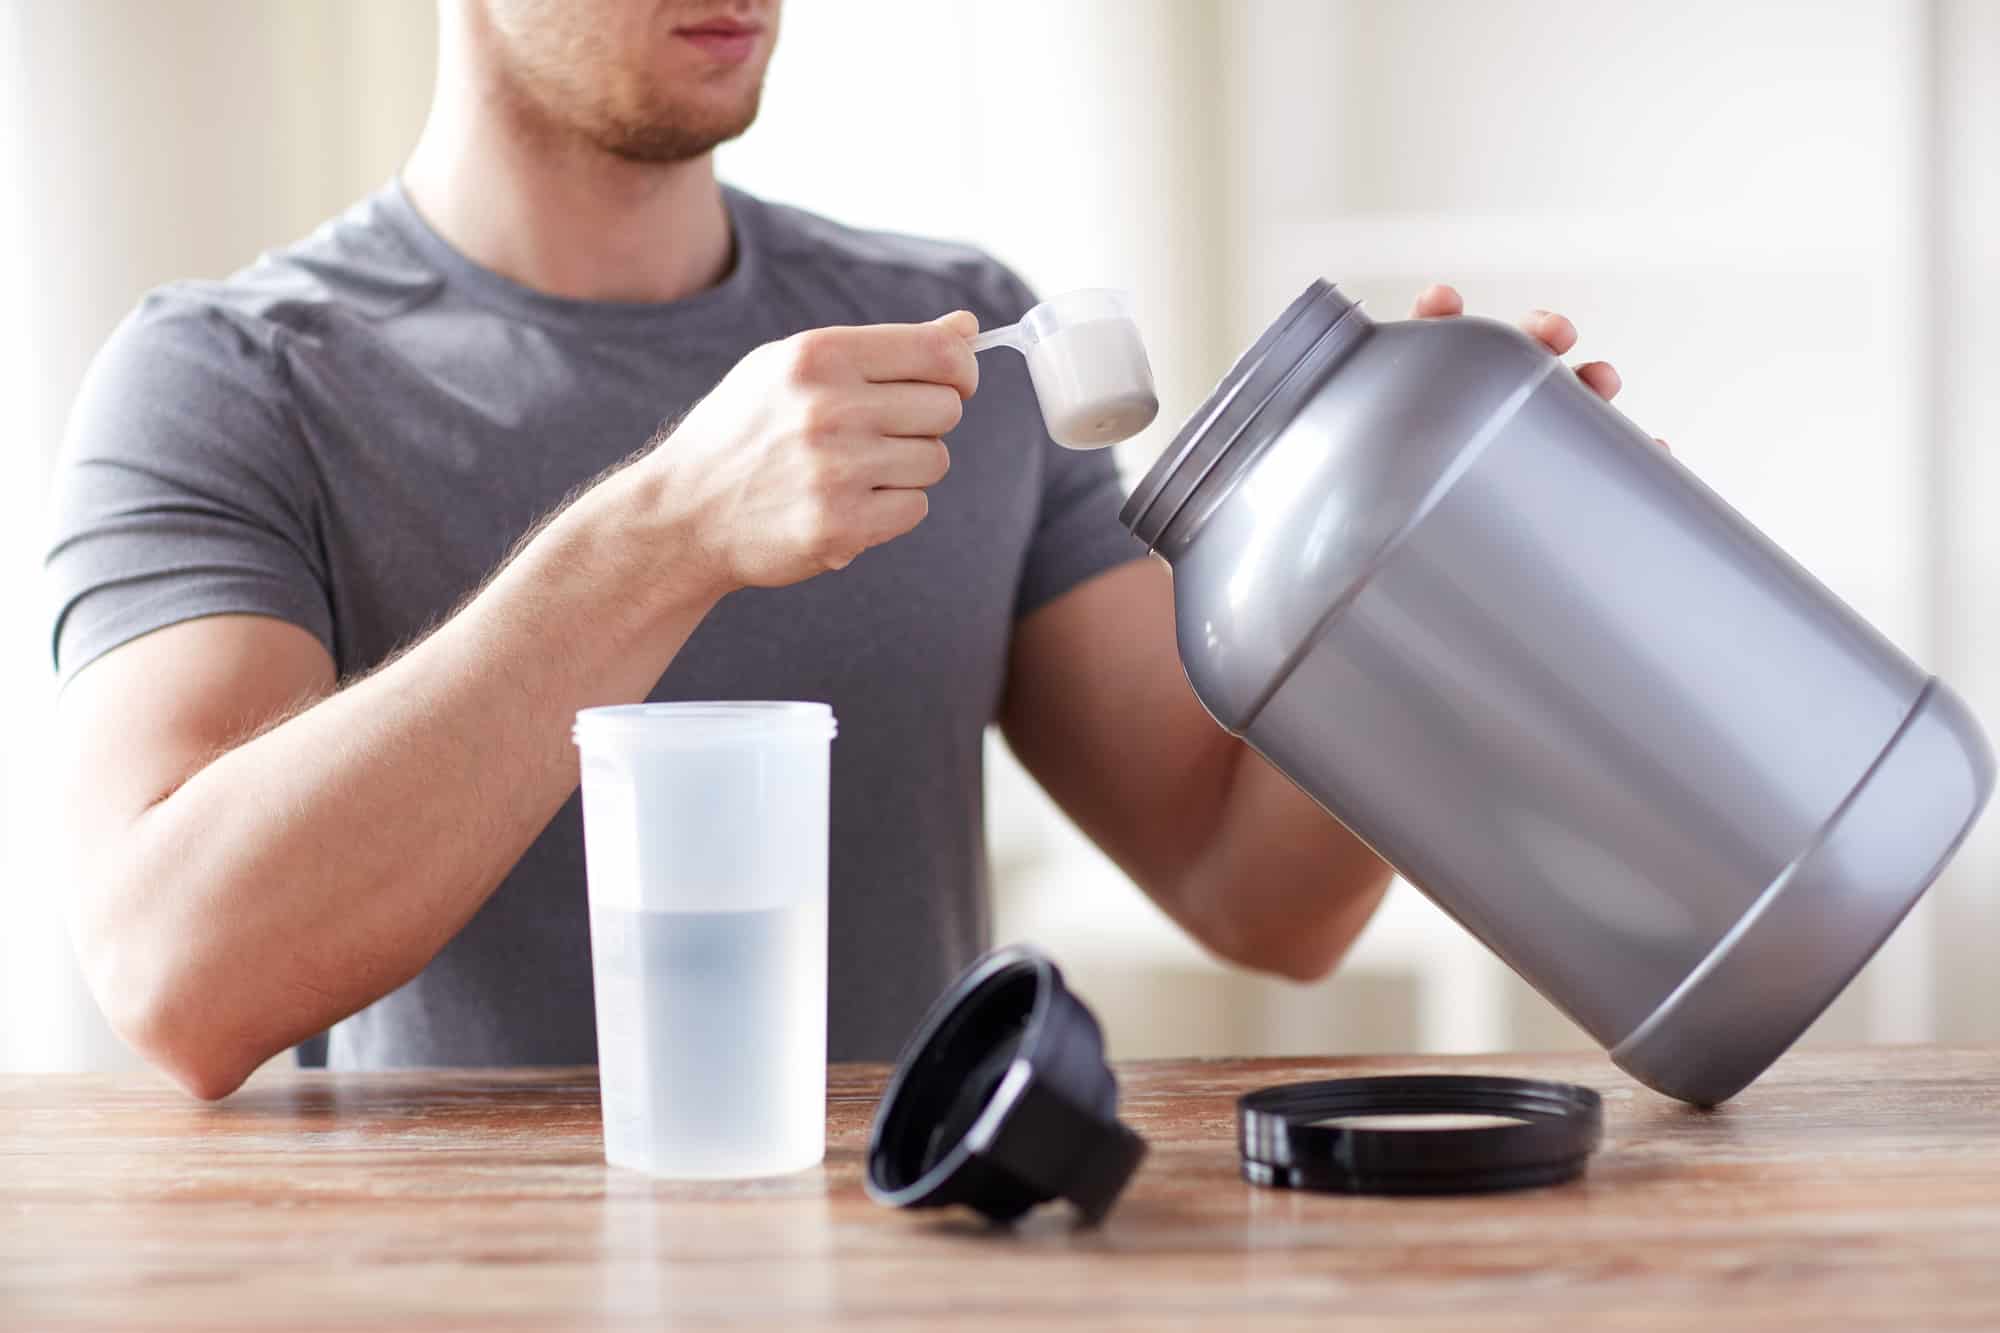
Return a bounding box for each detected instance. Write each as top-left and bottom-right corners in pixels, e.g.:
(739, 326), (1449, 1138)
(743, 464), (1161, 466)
(45, 0), (1632, 1100)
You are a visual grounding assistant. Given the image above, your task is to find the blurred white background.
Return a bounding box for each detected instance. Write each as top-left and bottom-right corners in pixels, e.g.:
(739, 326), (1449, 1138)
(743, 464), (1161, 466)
(3, 0), (1996, 1072)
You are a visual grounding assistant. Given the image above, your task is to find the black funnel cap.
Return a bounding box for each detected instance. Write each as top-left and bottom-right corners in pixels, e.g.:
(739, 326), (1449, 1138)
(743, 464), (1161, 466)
(865, 946), (1146, 1225)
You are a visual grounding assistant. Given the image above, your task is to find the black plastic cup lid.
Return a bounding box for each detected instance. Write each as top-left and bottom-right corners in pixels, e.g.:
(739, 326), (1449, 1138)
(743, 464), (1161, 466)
(1238, 1074), (1603, 1194)
(866, 946), (1146, 1226)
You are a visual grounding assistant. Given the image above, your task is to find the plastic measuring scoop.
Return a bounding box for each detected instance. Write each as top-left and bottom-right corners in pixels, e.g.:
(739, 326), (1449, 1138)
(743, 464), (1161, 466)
(970, 289), (1159, 449)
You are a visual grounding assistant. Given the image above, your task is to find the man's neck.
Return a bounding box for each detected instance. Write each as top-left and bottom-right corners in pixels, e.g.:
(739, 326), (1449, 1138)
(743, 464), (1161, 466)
(400, 88), (733, 306)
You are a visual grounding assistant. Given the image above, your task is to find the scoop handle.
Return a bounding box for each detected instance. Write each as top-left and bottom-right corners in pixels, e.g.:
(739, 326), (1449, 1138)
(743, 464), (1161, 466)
(970, 323), (1026, 355)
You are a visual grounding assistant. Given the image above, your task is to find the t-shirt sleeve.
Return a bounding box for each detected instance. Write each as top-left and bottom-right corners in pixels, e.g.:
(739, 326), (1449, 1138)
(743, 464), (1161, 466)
(1013, 432), (1147, 619)
(44, 296), (336, 683)
(970, 270), (1148, 620)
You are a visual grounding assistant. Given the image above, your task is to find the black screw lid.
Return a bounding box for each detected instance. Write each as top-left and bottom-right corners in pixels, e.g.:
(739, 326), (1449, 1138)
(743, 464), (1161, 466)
(865, 946), (1146, 1226)
(1238, 1074), (1604, 1194)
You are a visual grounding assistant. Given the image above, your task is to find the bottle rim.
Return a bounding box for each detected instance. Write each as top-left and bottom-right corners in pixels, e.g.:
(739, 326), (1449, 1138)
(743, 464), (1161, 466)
(573, 700), (837, 747)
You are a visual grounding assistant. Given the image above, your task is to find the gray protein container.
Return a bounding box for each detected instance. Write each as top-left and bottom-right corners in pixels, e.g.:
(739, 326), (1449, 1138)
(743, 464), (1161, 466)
(1123, 281), (1994, 1105)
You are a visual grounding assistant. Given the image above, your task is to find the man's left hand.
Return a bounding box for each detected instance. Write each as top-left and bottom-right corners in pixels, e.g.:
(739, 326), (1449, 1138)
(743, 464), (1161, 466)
(1412, 282), (1668, 450)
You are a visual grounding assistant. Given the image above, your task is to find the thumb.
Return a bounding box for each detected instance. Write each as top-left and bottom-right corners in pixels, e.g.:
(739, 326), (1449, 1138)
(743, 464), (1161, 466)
(933, 309), (979, 340)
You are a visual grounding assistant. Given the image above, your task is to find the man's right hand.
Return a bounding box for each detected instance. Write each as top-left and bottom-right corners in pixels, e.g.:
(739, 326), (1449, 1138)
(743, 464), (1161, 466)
(628, 311), (980, 595)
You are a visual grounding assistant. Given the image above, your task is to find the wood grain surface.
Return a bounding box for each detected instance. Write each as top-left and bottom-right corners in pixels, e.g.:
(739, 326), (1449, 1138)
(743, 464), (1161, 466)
(4, 1046), (1999, 1331)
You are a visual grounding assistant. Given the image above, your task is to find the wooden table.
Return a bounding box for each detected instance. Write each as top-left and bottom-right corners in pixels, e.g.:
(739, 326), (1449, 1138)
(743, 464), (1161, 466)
(4, 1046), (1999, 1330)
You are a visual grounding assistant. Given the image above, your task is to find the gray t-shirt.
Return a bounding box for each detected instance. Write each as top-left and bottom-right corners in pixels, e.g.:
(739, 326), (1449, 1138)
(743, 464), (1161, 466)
(45, 181), (1144, 1067)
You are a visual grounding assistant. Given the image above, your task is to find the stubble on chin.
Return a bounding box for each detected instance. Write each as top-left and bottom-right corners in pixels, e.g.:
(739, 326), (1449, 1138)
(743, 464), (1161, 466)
(591, 84), (765, 164)
(484, 33), (767, 166)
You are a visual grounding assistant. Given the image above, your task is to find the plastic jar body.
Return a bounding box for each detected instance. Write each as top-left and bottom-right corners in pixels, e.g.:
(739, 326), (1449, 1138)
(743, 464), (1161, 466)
(1125, 284), (1994, 1104)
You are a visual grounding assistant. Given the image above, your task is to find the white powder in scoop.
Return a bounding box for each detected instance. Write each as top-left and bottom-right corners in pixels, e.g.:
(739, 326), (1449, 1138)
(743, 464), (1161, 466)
(1022, 317), (1159, 449)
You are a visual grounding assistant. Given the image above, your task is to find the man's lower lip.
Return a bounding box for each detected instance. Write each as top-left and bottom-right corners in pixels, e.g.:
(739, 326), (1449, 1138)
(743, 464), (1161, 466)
(677, 30), (758, 63)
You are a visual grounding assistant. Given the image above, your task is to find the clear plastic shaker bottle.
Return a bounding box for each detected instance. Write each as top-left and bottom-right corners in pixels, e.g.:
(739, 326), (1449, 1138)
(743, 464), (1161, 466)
(573, 701), (836, 1178)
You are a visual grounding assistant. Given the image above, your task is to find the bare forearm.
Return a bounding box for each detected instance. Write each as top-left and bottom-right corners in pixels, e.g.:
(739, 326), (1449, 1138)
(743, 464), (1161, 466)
(1001, 559), (1393, 983)
(93, 468), (714, 1092)
(1173, 738), (1394, 982)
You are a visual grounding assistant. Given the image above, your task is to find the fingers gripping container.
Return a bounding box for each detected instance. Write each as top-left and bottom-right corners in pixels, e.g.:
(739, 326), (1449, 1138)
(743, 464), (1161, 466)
(1123, 281), (1994, 1105)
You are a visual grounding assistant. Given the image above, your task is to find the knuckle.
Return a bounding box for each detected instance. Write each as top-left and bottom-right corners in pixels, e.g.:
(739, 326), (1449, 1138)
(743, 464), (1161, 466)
(922, 325), (969, 384)
(796, 394), (849, 442)
(884, 489), (928, 533)
(784, 329), (839, 383)
(802, 503), (843, 556)
(801, 447), (844, 493)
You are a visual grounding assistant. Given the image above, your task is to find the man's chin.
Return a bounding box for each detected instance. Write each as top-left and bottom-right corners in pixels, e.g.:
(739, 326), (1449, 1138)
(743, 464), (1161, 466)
(596, 100), (762, 164)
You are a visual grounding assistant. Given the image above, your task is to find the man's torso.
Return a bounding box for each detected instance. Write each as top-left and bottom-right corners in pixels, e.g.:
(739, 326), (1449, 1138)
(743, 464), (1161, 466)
(47, 183), (1141, 1064)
